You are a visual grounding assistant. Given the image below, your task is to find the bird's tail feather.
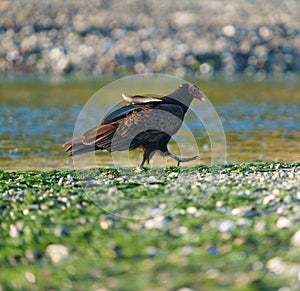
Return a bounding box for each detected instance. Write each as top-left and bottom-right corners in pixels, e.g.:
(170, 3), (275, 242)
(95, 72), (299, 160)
(63, 140), (97, 156)
(62, 124), (116, 156)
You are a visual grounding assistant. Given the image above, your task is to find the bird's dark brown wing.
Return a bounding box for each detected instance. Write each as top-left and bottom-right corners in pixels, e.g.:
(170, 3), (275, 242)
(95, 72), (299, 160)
(63, 123), (117, 155)
(102, 104), (137, 124)
(102, 93), (162, 124)
(63, 101), (185, 155)
(109, 103), (185, 151)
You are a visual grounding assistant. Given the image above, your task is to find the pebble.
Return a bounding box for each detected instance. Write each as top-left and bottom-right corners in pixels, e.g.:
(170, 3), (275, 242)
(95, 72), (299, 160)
(254, 221), (266, 233)
(186, 206), (198, 214)
(54, 226), (70, 237)
(168, 172), (178, 179)
(266, 257), (285, 274)
(178, 226), (188, 234)
(22, 209), (29, 216)
(216, 201), (225, 208)
(0, 1), (299, 77)
(45, 244), (69, 263)
(290, 230), (300, 248)
(276, 217), (291, 229)
(100, 216), (114, 229)
(145, 246), (164, 255)
(180, 246), (195, 255)
(9, 224), (19, 238)
(24, 272), (36, 284)
(218, 220), (235, 233)
(58, 177), (64, 186)
(65, 174), (74, 184)
(144, 215), (168, 230)
(231, 208), (242, 216)
(263, 195), (275, 205)
(237, 218), (251, 227)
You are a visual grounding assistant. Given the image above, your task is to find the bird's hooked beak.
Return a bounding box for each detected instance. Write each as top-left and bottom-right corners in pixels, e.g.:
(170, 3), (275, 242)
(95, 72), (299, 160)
(188, 84), (206, 102)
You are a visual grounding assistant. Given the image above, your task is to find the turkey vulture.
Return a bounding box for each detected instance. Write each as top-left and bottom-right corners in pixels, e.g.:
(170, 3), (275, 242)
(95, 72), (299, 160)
(63, 83), (205, 169)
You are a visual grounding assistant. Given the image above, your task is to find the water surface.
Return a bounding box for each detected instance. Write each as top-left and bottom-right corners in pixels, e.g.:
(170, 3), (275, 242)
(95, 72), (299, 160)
(0, 78), (299, 170)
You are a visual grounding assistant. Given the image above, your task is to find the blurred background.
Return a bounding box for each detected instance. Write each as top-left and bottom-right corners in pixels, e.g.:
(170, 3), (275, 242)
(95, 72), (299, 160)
(1, 0), (300, 78)
(0, 0), (299, 170)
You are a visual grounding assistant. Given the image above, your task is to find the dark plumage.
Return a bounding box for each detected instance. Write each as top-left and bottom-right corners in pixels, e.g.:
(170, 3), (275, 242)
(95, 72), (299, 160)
(63, 83), (205, 169)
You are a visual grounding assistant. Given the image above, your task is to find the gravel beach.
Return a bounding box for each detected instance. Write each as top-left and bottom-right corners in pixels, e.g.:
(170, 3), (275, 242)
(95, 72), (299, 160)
(1, 163), (300, 289)
(0, 0), (299, 78)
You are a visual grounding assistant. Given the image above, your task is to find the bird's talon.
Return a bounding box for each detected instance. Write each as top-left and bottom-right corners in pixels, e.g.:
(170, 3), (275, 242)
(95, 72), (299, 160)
(179, 155), (198, 163)
(165, 151), (198, 165)
(134, 166), (144, 172)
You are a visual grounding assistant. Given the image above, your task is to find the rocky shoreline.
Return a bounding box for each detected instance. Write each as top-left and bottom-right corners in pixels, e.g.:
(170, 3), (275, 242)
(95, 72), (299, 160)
(1, 163), (300, 289)
(0, 0), (299, 78)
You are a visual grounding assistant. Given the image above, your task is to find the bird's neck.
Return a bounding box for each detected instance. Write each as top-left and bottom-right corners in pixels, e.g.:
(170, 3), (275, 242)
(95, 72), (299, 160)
(162, 97), (188, 113)
(163, 92), (193, 112)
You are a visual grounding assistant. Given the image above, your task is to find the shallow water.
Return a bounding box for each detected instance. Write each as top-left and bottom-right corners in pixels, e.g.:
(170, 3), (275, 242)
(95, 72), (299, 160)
(0, 78), (299, 170)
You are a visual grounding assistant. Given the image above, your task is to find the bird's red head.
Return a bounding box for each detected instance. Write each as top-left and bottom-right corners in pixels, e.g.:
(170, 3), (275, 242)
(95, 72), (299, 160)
(188, 84), (205, 102)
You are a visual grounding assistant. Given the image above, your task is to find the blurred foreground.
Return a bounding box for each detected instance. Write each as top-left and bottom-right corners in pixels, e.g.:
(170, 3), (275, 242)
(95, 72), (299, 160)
(0, 163), (300, 290)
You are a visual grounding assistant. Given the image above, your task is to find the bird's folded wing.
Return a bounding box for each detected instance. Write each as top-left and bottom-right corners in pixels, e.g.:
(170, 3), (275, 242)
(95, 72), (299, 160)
(102, 105), (137, 124)
(114, 105), (184, 140)
(83, 124), (116, 145)
(103, 94), (162, 124)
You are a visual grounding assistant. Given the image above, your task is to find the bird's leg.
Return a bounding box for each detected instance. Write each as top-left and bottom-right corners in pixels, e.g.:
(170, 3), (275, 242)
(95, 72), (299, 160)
(164, 150), (198, 166)
(135, 151), (147, 171)
(136, 161), (145, 172)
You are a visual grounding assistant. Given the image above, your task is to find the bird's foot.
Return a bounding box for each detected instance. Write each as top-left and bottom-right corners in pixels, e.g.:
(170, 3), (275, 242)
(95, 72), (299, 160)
(134, 160), (147, 172)
(134, 166), (144, 172)
(164, 151), (198, 166)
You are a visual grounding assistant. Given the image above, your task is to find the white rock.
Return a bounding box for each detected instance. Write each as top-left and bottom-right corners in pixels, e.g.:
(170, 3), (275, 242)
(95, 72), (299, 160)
(25, 272), (36, 284)
(144, 216), (167, 230)
(216, 201), (225, 208)
(266, 257), (284, 274)
(186, 206), (197, 214)
(263, 194), (275, 205)
(46, 244), (69, 263)
(180, 246), (195, 255)
(168, 172), (178, 178)
(254, 221), (266, 232)
(218, 220), (235, 233)
(66, 174), (74, 184)
(222, 25), (236, 37)
(231, 208), (241, 215)
(58, 177), (64, 185)
(178, 226), (188, 234)
(9, 224), (19, 238)
(291, 230), (300, 247)
(276, 217), (291, 229)
(237, 218), (251, 226)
